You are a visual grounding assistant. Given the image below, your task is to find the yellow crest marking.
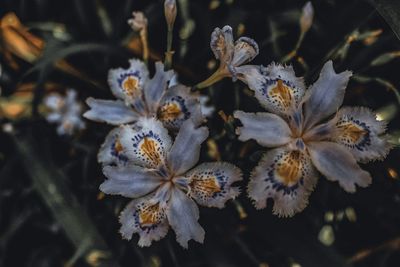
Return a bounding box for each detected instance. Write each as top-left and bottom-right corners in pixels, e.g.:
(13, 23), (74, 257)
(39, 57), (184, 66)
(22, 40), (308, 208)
(140, 137), (161, 165)
(270, 79), (293, 108)
(114, 139), (123, 153)
(190, 175), (221, 196)
(139, 204), (161, 226)
(122, 76), (139, 96)
(158, 103), (182, 121)
(338, 122), (367, 143)
(275, 151), (302, 186)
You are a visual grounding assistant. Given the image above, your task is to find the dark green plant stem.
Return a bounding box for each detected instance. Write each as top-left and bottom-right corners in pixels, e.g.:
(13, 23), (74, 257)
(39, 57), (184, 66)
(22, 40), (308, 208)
(165, 26), (174, 70)
(12, 134), (120, 267)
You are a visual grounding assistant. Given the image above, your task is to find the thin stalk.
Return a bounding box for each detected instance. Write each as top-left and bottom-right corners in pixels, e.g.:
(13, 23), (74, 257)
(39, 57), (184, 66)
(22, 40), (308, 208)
(140, 28), (149, 66)
(165, 26), (174, 70)
(194, 68), (230, 90)
(281, 31), (305, 63)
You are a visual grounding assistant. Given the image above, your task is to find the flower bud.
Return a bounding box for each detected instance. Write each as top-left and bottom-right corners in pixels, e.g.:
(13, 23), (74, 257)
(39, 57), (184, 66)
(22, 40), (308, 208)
(128, 11), (148, 32)
(300, 2), (314, 34)
(164, 0), (177, 30)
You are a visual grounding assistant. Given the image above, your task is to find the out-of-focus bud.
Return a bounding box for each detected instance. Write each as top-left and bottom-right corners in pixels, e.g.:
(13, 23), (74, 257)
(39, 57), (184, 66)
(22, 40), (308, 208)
(164, 0), (177, 30)
(0, 13), (44, 66)
(300, 2), (314, 34)
(128, 11), (148, 32)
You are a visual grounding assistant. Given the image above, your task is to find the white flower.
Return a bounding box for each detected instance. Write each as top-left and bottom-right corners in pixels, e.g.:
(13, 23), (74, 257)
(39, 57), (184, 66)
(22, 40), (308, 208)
(211, 25), (259, 80)
(99, 118), (242, 248)
(234, 61), (392, 217)
(84, 59), (204, 131)
(196, 25), (259, 88)
(44, 89), (85, 135)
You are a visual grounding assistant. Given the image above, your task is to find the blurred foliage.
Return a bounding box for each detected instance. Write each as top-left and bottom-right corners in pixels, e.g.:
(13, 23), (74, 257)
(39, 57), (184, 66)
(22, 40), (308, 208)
(0, 0), (400, 266)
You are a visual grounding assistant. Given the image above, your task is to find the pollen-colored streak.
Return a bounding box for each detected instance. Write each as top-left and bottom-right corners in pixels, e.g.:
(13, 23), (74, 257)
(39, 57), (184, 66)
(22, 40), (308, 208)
(190, 176), (221, 196)
(158, 103), (182, 120)
(270, 79), (293, 108)
(122, 76), (139, 96)
(338, 123), (367, 143)
(140, 137), (161, 165)
(216, 34), (227, 59)
(114, 139), (123, 153)
(139, 204), (161, 225)
(275, 151), (302, 186)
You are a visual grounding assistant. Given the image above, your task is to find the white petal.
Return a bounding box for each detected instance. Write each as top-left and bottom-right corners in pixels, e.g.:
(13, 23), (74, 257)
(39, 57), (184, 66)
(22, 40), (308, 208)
(167, 120), (209, 175)
(210, 26), (234, 66)
(56, 124), (68, 135)
(199, 95), (215, 118)
(308, 141), (372, 192)
(144, 61), (174, 113)
(237, 63), (306, 116)
(234, 111), (292, 147)
(100, 165), (163, 198)
(108, 58), (149, 104)
(330, 106), (392, 162)
(185, 162), (242, 208)
(65, 89), (78, 103)
(98, 127), (129, 166)
(46, 112), (62, 123)
(119, 118), (172, 169)
(166, 187), (205, 248)
(303, 61), (352, 129)
(56, 117), (85, 136)
(119, 195), (169, 247)
(44, 94), (64, 111)
(248, 147), (318, 217)
(83, 97), (138, 125)
(231, 37), (259, 67)
(158, 84), (204, 131)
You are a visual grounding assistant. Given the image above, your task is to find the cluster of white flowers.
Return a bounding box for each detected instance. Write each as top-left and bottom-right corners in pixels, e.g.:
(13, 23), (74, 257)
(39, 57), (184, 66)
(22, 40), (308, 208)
(206, 24), (391, 217)
(84, 59), (242, 248)
(44, 1), (392, 249)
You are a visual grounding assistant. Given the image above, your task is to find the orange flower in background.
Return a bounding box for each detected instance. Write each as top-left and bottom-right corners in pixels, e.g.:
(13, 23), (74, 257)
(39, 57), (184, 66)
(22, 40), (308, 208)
(0, 12), (44, 68)
(0, 12), (101, 88)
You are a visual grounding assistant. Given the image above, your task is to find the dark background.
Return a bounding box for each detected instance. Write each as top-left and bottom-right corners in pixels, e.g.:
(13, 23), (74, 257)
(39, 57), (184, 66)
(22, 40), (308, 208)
(0, 0), (400, 266)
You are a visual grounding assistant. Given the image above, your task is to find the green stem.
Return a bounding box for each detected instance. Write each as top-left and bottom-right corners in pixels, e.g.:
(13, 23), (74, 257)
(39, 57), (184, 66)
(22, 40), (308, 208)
(281, 31), (305, 63)
(165, 26), (174, 70)
(140, 28), (149, 66)
(194, 68), (229, 90)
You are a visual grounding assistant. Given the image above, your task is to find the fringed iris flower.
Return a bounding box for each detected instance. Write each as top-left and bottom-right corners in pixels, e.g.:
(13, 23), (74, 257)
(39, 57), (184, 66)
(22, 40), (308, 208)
(196, 25), (259, 89)
(44, 89), (85, 135)
(84, 59), (204, 131)
(234, 61), (392, 217)
(99, 118), (242, 248)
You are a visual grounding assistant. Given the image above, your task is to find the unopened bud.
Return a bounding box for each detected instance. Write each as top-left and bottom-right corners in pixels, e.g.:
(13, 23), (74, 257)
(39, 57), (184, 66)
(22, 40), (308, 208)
(300, 2), (314, 34)
(128, 11), (148, 32)
(164, 0), (177, 30)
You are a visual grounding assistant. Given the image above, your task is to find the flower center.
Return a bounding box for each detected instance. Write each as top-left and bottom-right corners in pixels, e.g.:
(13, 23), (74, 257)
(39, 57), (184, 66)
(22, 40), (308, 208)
(140, 137), (162, 165)
(158, 102), (182, 120)
(274, 150), (303, 187)
(337, 122), (367, 143)
(138, 203), (164, 226)
(189, 175), (222, 197)
(270, 79), (293, 109)
(122, 76), (140, 96)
